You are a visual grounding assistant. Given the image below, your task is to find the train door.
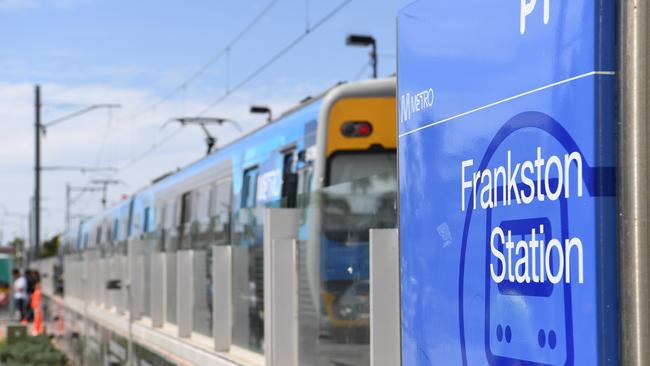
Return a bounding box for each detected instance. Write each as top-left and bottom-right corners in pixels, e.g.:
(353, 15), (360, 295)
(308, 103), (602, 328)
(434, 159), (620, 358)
(179, 191), (192, 248)
(281, 150), (298, 208)
(297, 149), (314, 198)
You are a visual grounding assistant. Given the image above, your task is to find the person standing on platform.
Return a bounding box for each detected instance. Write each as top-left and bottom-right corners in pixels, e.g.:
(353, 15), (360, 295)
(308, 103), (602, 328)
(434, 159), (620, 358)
(12, 269), (26, 321)
(25, 270), (36, 322)
(30, 274), (43, 336)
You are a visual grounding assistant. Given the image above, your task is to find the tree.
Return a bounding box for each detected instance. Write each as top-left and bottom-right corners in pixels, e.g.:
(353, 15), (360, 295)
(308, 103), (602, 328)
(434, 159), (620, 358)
(7, 238), (23, 267)
(7, 238), (23, 254)
(40, 235), (59, 258)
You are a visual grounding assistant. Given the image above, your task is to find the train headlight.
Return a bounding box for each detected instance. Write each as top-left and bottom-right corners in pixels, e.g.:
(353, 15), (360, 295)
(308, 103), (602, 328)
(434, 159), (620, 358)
(341, 121), (373, 137)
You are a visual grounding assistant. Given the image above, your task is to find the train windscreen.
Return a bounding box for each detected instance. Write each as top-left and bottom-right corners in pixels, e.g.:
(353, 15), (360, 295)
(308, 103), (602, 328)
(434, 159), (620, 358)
(327, 151), (396, 186)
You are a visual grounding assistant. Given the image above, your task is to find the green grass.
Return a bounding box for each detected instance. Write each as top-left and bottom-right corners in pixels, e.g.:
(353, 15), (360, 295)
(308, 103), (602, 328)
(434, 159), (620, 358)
(0, 335), (67, 366)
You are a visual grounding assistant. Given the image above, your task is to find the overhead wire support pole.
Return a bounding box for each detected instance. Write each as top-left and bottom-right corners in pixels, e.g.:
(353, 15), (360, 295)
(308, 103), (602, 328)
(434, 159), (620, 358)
(33, 88), (120, 260)
(619, 0), (650, 365)
(34, 85), (41, 260)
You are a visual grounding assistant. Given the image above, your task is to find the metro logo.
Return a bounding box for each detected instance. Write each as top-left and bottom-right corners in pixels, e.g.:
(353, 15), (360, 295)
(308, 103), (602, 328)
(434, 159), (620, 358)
(399, 88), (434, 123)
(520, 0), (550, 35)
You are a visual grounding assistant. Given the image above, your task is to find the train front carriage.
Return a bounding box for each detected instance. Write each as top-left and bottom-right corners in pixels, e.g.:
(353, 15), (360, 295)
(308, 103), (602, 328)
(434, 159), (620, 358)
(305, 78), (397, 353)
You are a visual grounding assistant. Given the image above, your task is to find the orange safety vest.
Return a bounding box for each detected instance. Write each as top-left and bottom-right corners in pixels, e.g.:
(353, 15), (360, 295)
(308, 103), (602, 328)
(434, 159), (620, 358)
(31, 287), (43, 336)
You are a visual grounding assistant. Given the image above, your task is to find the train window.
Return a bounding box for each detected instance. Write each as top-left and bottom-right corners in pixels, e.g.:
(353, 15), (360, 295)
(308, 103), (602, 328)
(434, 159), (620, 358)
(196, 187), (210, 220)
(210, 178), (232, 218)
(241, 168), (258, 208)
(297, 150), (314, 196)
(219, 179), (232, 212)
(181, 192), (192, 224)
(175, 197), (183, 226)
(113, 219), (119, 241)
(143, 207), (151, 233)
(104, 225), (109, 243)
(209, 185), (218, 216)
(156, 204), (163, 228)
(96, 226), (102, 246)
(328, 151), (396, 186)
(102, 223), (106, 243)
(165, 202), (175, 229)
(123, 217), (129, 240)
(298, 168), (313, 196)
(281, 151), (298, 208)
(133, 213), (141, 236)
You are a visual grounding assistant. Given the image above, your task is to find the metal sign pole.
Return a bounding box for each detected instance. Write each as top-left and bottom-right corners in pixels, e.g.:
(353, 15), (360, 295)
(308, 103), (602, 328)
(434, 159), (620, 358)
(619, 0), (650, 365)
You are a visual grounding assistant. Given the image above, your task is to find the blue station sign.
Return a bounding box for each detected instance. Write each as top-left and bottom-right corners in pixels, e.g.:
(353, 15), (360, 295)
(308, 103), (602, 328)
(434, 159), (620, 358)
(397, 1), (618, 365)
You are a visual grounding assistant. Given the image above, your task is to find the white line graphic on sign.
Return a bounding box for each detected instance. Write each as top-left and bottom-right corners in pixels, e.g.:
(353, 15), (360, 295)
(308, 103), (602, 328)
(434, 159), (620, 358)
(398, 71), (616, 138)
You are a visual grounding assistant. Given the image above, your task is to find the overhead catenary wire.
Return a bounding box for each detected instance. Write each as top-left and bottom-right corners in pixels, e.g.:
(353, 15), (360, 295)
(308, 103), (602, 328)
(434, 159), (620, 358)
(119, 126), (185, 171)
(102, 0), (280, 175)
(96, 107), (114, 166)
(67, 190), (94, 228)
(70, 190), (88, 206)
(196, 0), (353, 116)
(105, 0), (279, 169)
(352, 60), (371, 81)
(119, 0), (353, 170)
(122, 0), (280, 121)
(71, 191), (98, 223)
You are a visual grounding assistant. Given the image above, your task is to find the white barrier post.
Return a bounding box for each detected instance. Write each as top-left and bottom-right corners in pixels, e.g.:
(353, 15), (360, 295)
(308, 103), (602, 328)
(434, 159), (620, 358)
(370, 228), (400, 366)
(263, 208), (300, 366)
(213, 245), (232, 351)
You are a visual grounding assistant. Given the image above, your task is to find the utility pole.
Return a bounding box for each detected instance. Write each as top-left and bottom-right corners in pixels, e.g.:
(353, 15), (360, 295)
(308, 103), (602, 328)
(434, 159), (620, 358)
(65, 184), (69, 232)
(34, 85), (41, 259)
(28, 196), (33, 266)
(92, 179), (121, 210)
(32, 85), (119, 258)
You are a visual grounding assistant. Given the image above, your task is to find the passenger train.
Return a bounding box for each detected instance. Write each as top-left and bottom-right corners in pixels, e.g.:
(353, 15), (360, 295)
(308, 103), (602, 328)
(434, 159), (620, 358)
(60, 77), (397, 352)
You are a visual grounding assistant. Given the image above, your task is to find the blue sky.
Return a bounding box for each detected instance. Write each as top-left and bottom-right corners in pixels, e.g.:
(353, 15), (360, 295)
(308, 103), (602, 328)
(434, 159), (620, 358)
(0, 0), (410, 243)
(1, 0), (403, 88)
